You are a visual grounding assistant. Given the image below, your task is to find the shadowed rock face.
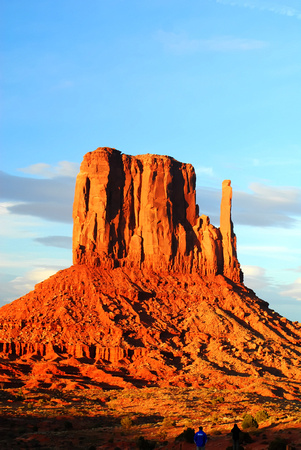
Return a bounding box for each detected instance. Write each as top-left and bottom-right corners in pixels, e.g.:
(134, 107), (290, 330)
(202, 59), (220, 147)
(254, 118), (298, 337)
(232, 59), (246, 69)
(73, 148), (242, 282)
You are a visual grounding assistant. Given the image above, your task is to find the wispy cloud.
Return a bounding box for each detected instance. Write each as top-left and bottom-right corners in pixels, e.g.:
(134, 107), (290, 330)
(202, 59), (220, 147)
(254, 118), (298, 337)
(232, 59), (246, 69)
(0, 164), (77, 223)
(215, 0), (301, 20)
(195, 166), (214, 177)
(242, 264), (272, 290)
(34, 236), (72, 249)
(197, 182), (301, 228)
(19, 161), (80, 178)
(250, 155), (301, 168)
(233, 183), (301, 228)
(0, 266), (65, 305)
(239, 245), (298, 255)
(156, 30), (267, 54)
(280, 277), (301, 301)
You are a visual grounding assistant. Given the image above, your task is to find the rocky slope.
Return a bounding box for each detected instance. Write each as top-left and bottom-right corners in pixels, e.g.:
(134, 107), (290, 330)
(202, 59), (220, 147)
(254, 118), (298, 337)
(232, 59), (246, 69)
(0, 147), (300, 397)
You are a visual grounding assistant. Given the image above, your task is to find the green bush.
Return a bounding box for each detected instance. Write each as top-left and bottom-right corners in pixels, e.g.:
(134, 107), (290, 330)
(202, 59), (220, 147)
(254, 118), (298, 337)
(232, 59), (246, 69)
(268, 437), (287, 450)
(241, 414), (258, 429)
(120, 416), (132, 429)
(161, 417), (175, 428)
(255, 409), (269, 423)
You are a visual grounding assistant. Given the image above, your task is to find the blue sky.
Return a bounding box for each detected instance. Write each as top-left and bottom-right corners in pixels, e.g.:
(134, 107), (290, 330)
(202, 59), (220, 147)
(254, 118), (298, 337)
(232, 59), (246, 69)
(1, 0), (301, 321)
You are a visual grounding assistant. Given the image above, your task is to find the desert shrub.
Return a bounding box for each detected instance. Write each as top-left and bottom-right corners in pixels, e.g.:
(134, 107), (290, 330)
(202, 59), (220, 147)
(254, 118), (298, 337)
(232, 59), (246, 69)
(241, 414), (258, 429)
(120, 416), (133, 429)
(211, 396), (225, 406)
(175, 427), (195, 443)
(268, 437), (287, 450)
(255, 409), (269, 423)
(137, 436), (156, 450)
(161, 417), (175, 428)
(15, 388), (25, 401)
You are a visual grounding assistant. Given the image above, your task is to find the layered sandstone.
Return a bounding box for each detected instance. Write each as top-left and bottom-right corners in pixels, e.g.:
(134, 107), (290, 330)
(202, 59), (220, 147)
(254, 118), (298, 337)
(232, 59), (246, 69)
(73, 147), (242, 282)
(0, 264), (301, 395)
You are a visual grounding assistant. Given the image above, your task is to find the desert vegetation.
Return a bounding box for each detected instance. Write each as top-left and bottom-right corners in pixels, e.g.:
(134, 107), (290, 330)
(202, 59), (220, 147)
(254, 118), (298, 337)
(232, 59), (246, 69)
(0, 383), (301, 449)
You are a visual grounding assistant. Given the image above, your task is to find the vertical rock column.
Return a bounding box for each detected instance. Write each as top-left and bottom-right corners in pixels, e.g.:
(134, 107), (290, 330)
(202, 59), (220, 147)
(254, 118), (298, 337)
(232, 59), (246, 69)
(220, 180), (243, 283)
(72, 148), (126, 266)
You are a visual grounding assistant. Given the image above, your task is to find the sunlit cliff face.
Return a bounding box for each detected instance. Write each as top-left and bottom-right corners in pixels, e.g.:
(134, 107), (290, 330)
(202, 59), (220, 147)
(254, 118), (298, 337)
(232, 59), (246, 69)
(73, 147), (242, 282)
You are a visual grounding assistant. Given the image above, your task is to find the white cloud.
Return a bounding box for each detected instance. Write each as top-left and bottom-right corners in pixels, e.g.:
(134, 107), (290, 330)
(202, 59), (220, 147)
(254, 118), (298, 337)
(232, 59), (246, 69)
(241, 264), (272, 290)
(280, 277), (301, 301)
(19, 161), (80, 178)
(195, 166), (214, 177)
(249, 182), (300, 205)
(0, 267), (61, 304)
(156, 30), (267, 54)
(0, 202), (44, 238)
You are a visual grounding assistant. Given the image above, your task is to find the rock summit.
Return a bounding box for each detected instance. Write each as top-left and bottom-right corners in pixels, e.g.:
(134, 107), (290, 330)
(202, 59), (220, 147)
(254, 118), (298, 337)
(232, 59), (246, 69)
(73, 148), (242, 282)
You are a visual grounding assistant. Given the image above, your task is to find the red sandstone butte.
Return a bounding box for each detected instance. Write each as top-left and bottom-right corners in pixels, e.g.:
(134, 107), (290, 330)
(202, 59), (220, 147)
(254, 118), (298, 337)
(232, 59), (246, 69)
(73, 148), (242, 282)
(0, 147), (300, 395)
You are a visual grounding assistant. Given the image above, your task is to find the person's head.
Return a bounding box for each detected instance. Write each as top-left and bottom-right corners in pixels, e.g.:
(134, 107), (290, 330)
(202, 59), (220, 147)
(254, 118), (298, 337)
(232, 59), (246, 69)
(233, 424), (238, 429)
(199, 426), (203, 431)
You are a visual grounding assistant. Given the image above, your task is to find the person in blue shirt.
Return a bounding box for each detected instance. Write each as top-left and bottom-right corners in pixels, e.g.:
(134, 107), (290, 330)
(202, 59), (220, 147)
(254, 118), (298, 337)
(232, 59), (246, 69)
(194, 426), (207, 449)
